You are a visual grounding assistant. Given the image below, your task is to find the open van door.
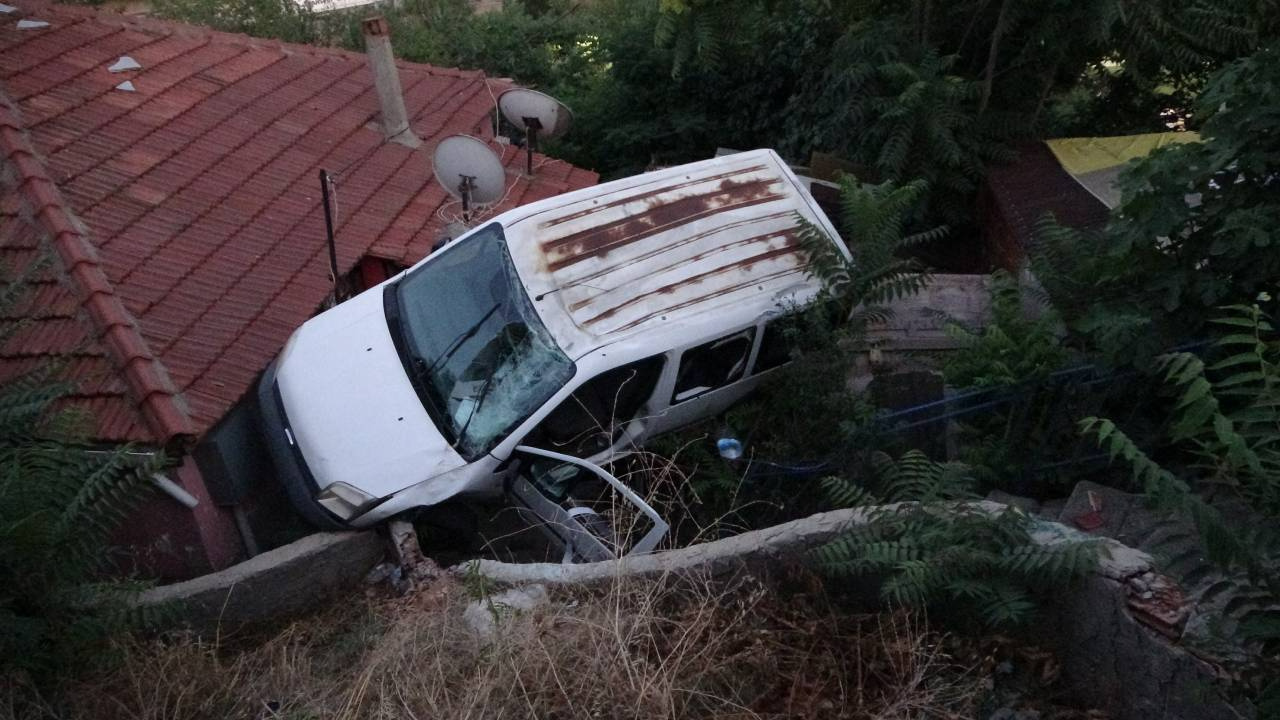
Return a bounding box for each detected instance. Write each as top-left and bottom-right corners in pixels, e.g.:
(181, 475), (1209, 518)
(507, 445), (669, 563)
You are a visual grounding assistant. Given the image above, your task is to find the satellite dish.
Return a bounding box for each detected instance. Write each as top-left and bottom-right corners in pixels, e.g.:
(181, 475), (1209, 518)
(432, 135), (507, 222)
(498, 88), (573, 176)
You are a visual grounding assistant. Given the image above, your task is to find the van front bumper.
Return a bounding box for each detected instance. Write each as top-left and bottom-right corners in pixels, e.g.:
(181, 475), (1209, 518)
(256, 360), (350, 530)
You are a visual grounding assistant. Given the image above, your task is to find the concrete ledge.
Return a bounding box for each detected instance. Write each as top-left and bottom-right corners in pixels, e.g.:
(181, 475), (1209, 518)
(137, 531), (384, 634)
(459, 506), (1243, 720)
(453, 502), (1150, 586)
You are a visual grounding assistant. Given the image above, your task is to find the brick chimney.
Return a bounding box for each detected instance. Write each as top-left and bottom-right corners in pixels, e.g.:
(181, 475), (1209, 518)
(362, 16), (420, 148)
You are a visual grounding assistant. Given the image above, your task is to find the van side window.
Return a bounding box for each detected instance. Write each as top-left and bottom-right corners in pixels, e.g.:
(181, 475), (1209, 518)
(533, 356), (664, 456)
(672, 328), (756, 403)
(753, 319), (795, 374)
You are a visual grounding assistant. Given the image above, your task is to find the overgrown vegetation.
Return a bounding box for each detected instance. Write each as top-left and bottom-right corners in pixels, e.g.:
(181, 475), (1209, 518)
(815, 451), (1102, 628)
(650, 185), (1101, 630)
(1034, 43), (1280, 360)
(944, 271), (1069, 390)
(147, 0), (1275, 256)
(34, 575), (986, 719)
(0, 272), (162, 688)
(1081, 301), (1280, 712)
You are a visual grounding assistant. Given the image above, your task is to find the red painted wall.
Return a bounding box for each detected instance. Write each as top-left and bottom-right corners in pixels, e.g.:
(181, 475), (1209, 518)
(110, 455), (244, 581)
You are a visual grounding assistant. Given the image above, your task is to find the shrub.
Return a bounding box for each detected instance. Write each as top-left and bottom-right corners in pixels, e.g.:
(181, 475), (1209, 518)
(0, 273), (162, 685)
(1081, 299), (1280, 711)
(943, 270), (1068, 390)
(814, 451), (1104, 628)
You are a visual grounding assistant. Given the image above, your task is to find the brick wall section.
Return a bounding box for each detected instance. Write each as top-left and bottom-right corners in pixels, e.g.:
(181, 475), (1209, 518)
(981, 142), (1111, 269)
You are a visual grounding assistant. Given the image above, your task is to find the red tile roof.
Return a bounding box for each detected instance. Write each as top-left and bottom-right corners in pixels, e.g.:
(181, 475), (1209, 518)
(984, 142), (1110, 251)
(0, 0), (598, 445)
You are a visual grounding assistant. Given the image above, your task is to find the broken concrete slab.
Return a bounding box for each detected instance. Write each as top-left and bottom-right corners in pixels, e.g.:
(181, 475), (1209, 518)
(1060, 480), (1155, 543)
(987, 489), (1041, 515)
(1042, 570), (1244, 720)
(1061, 479), (1278, 694)
(136, 531), (383, 634)
(463, 584), (551, 638)
(456, 502), (1149, 586)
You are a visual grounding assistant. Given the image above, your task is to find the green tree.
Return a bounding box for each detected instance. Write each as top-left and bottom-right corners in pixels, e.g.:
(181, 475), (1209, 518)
(151, 0), (352, 44)
(1081, 301), (1280, 711)
(1038, 45), (1280, 359)
(814, 450), (1103, 627)
(0, 272), (162, 684)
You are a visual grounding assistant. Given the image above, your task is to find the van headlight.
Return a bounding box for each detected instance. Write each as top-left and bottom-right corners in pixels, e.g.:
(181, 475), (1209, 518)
(316, 482), (383, 521)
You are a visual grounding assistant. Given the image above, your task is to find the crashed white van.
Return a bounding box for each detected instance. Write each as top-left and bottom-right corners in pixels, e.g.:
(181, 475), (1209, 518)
(258, 148), (846, 560)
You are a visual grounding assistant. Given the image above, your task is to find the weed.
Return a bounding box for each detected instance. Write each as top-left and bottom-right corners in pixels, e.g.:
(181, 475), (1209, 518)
(30, 574), (981, 720)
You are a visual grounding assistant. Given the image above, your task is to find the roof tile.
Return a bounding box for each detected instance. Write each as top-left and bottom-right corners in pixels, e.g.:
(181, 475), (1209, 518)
(1, 0), (597, 444)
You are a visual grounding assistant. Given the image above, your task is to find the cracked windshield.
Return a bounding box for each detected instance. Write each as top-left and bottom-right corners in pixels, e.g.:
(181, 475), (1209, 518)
(394, 224), (575, 459)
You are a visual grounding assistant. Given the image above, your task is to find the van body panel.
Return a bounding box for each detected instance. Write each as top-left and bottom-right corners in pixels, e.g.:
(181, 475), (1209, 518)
(505, 149), (843, 359)
(274, 286), (465, 500)
(262, 149), (846, 530)
(351, 454), (499, 527)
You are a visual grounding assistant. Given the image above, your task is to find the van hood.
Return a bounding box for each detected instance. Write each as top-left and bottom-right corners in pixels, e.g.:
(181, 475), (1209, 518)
(274, 286), (465, 499)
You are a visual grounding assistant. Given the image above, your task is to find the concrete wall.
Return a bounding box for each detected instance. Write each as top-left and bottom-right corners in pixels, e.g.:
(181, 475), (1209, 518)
(137, 531), (384, 634)
(865, 273), (993, 352)
(111, 455), (245, 581)
(463, 508), (1246, 720)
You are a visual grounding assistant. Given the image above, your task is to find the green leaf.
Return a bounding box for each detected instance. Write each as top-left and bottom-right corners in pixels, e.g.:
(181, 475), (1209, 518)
(1177, 377), (1214, 409)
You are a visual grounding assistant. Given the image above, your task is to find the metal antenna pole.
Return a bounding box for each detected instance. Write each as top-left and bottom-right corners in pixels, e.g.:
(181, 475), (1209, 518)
(525, 126), (535, 176)
(319, 169), (342, 303)
(522, 116), (543, 177)
(459, 175), (476, 222)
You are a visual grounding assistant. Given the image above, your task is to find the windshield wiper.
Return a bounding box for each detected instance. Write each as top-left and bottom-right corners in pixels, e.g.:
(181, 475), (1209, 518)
(452, 371), (497, 453)
(425, 302), (502, 376)
(405, 353), (456, 444)
(452, 326), (523, 452)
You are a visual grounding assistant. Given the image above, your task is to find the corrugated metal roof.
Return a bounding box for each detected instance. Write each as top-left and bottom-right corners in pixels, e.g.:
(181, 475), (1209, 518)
(511, 150), (839, 347)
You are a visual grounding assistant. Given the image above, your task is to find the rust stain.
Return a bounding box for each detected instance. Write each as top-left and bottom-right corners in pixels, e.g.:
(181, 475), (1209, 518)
(608, 266), (807, 333)
(541, 176), (785, 273)
(565, 227), (800, 314)
(579, 241), (802, 328)
(557, 210), (797, 292)
(539, 165), (769, 229)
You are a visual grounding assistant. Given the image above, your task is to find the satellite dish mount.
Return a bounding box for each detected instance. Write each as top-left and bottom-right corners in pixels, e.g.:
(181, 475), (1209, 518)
(498, 88), (573, 179)
(432, 135), (507, 231)
(521, 115), (543, 177)
(456, 173), (477, 221)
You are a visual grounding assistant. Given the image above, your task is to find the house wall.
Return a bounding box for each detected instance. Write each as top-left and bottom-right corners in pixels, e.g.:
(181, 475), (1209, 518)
(111, 456), (244, 581)
(977, 184), (1025, 271)
(864, 273), (995, 352)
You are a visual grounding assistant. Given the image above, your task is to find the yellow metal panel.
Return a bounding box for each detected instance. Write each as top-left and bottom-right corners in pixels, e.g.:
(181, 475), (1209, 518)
(1046, 132), (1200, 176)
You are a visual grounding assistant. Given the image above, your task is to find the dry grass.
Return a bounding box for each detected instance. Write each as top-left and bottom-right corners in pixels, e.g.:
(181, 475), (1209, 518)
(7, 572), (980, 720)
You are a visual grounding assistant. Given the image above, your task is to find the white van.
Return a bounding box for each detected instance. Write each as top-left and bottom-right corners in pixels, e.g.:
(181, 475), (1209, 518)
(258, 149), (847, 560)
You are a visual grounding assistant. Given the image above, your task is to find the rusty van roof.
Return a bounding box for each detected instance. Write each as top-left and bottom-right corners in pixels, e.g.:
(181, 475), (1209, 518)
(505, 149), (844, 354)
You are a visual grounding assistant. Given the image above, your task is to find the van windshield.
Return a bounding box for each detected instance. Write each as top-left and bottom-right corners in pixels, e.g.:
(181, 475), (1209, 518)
(392, 224), (575, 460)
